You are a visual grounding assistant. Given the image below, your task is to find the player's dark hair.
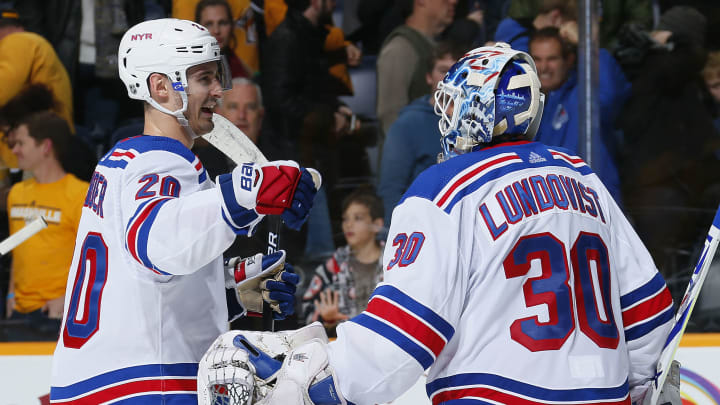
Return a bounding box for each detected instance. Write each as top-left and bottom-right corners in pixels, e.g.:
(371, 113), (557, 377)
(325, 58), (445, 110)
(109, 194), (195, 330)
(428, 41), (468, 71)
(18, 111), (71, 162)
(538, 0), (576, 20)
(341, 188), (384, 222)
(529, 26), (575, 58)
(195, 0), (237, 52)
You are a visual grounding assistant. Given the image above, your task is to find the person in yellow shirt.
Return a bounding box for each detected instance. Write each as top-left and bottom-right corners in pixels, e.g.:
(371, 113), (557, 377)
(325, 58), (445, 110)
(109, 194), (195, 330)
(195, 0), (253, 78)
(173, 0), (359, 90)
(5, 111), (88, 340)
(174, 0), (262, 74)
(0, 9), (74, 132)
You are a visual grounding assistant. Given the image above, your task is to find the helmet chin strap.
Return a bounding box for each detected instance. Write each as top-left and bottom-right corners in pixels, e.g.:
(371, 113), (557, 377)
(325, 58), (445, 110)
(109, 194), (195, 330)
(146, 91), (201, 139)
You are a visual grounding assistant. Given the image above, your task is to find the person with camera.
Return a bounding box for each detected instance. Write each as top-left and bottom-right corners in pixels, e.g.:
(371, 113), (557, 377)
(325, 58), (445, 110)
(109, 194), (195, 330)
(617, 6), (720, 270)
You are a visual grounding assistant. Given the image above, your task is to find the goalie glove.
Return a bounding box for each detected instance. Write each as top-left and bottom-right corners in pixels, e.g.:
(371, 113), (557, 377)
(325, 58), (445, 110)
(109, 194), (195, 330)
(217, 161), (322, 233)
(226, 250), (300, 319)
(254, 338), (347, 405)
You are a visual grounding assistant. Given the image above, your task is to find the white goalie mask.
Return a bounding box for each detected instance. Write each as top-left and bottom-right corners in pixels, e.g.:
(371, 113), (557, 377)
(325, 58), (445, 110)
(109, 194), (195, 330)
(118, 18), (232, 127)
(434, 42), (545, 162)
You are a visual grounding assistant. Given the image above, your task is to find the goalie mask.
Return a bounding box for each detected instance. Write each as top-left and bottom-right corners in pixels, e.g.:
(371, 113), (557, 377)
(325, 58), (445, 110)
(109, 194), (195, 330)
(434, 42), (544, 161)
(118, 18), (232, 127)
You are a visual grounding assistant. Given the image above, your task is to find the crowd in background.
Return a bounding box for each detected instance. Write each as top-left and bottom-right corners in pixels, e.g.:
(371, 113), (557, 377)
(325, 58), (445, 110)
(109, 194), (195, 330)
(1, 0), (720, 340)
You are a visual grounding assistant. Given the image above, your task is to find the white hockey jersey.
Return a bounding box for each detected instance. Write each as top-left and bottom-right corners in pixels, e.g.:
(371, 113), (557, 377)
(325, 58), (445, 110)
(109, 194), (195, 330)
(50, 136), (244, 403)
(328, 141), (674, 405)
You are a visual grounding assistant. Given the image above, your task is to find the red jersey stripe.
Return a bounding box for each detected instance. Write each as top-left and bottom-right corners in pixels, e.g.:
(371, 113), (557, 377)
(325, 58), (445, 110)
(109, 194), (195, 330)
(431, 386), (631, 405)
(366, 297), (446, 357)
(436, 154), (520, 208)
(126, 198), (170, 274)
(54, 378), (196, 403)
(111, 150), (136, 159)
(622, 287), (673, 327)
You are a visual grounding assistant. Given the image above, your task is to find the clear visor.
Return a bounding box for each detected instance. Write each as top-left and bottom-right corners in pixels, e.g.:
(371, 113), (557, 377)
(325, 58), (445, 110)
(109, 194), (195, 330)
(183, 57), (232, 95)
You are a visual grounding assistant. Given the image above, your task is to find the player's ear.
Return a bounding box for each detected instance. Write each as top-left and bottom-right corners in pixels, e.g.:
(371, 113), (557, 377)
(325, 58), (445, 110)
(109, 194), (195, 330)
(148, 73), (170, 102)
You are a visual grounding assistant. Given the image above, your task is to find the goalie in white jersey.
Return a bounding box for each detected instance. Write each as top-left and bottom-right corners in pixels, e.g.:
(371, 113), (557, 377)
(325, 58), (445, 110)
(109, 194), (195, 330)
(50, 18), (321, 403)
(199, 43), (679, 405)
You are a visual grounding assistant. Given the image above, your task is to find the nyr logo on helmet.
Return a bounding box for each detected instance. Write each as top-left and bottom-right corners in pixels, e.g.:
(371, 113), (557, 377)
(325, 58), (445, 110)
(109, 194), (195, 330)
(172, 82), (184, 91)
(130, 33), (152, 41)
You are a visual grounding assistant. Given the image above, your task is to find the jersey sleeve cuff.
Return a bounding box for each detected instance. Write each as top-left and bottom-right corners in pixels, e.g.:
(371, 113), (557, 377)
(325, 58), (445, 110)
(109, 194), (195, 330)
(217, 173), (264, 235)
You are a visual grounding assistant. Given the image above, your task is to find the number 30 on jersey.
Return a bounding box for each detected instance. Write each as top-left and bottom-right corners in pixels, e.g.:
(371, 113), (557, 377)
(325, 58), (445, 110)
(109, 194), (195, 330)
(505, 232), (619, 352)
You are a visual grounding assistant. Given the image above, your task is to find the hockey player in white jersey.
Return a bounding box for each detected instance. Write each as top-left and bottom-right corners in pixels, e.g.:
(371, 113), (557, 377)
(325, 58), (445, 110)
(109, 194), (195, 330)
(49, 18), (320, 403)
(199, 43), (681, 405)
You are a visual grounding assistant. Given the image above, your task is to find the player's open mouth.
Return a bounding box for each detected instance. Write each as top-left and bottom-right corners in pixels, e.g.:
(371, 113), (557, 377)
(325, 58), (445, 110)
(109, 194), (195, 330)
(201, 107), (214, 117)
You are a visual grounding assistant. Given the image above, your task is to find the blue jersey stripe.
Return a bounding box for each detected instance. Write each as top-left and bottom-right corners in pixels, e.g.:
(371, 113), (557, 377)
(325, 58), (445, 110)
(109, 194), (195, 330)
(98, 159), (131, 169)
(221, 210), (251, 236)
(426, 373), (629, 402)
(125, 198), (153, 249)
(136, 198), (173, 275)
(50, 363), (198, 399)
(624, 305), (675, 341)
(116, 136), (197, 162)
(371, 285), (454, 341)
(113, 394), (198, 404)
(351, 313), (435, 369)
(620, 273), (666, 308)
(400, 143), (595, 213)
(440, 158), (594, 213)
(100, 136), (206, 183)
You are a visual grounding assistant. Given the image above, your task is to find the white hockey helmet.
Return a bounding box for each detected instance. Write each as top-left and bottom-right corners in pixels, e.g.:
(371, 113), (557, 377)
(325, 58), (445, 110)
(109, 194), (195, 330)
(434, 42), (544, 161)
(118, 18), (231, 126)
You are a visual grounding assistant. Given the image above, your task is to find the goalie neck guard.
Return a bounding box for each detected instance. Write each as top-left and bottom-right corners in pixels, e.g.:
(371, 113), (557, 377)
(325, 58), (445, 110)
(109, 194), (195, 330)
(118, 18), (231, 127)
(434, 42), (544, 162)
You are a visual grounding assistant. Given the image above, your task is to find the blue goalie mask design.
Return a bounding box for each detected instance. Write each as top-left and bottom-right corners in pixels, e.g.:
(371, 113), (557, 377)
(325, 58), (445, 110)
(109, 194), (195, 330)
(434, 43), (545, 161)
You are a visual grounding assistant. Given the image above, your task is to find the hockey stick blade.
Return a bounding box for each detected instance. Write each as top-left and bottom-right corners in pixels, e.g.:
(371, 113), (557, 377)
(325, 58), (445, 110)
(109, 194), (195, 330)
(203, 113), (268, 164)
(202, 113), (321, 332)
(0, 216), (48, 256)
(648, 203), (720, 404)
(203, 113), (321, 187)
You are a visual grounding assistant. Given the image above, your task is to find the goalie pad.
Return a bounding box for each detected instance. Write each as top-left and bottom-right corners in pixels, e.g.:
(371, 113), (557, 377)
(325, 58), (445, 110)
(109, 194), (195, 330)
(198, 323), (330, 405)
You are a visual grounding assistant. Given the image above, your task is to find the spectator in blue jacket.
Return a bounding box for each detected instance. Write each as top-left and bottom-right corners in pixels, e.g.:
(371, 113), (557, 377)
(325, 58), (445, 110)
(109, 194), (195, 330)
(530, 26), (630, 204)
(378, 41), (466, 225)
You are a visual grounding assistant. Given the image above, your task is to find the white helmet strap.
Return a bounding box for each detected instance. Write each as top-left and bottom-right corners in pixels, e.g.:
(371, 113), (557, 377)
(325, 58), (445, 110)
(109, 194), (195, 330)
(145, 83), (201, 138)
